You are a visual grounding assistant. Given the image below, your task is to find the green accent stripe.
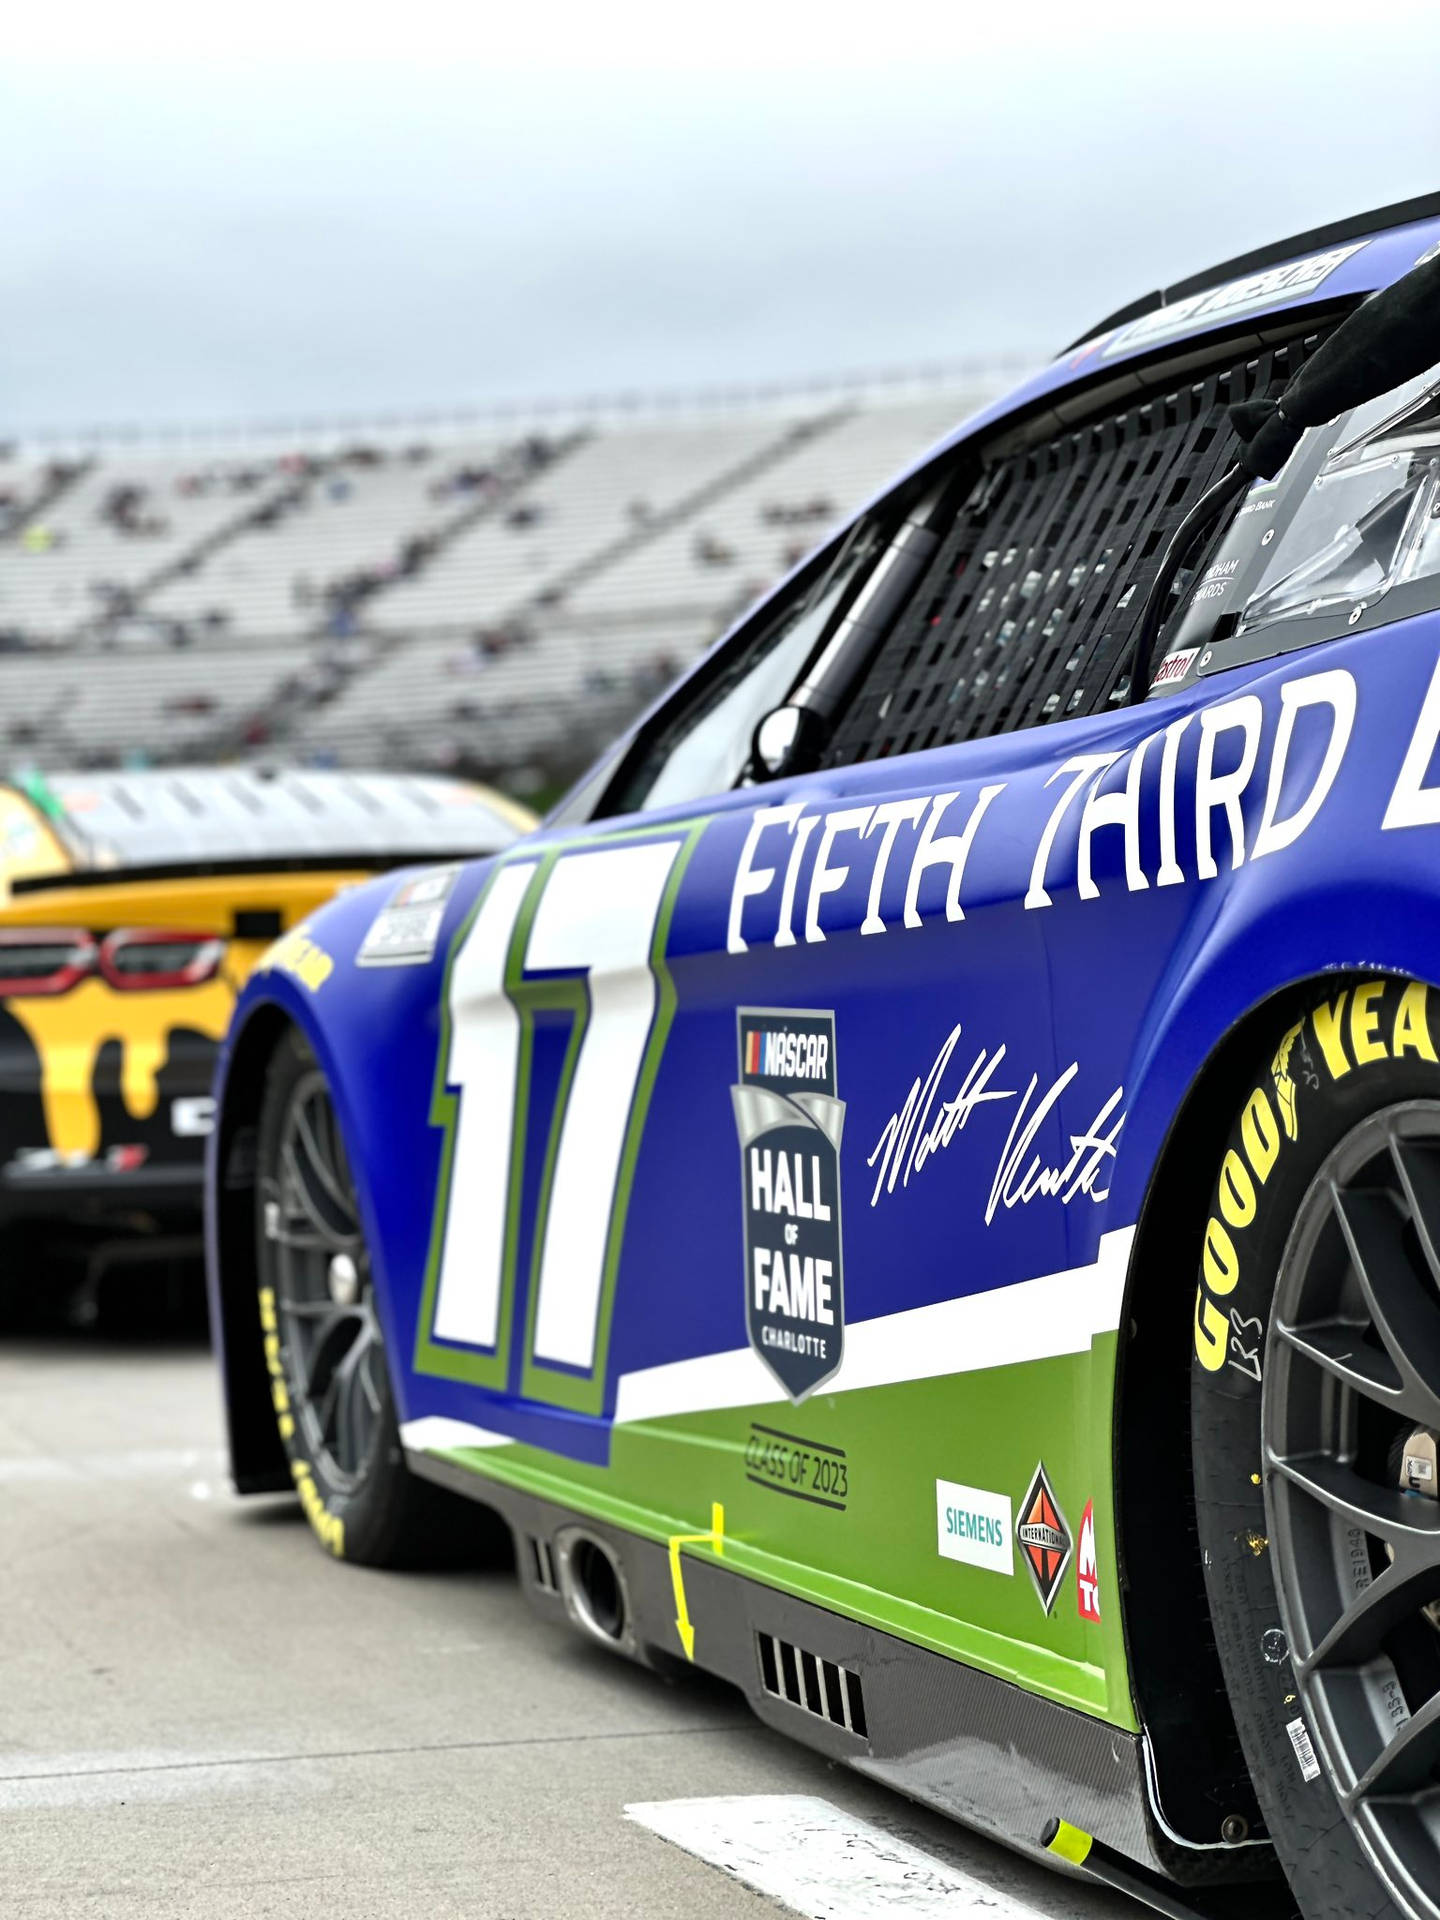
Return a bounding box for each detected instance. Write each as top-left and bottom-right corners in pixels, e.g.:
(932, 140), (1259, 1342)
(416, 1336), (1136, 1729)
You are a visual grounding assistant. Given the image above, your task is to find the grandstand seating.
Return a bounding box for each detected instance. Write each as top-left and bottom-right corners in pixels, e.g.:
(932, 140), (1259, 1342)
(302, 618), (716, 772)
(565, 396), (983, 620)
(0, 454), (309, 639)
(0, 643), (294, 760)
(0, 374), (1012, 788)
(364, 416), (822, 634)
(145, 439), (549, 638)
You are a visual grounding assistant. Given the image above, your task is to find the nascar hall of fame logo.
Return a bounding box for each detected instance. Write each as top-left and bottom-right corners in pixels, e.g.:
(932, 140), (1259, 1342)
(732, 1008), (845, 1402)
(1016, 1461), (1072, 1614)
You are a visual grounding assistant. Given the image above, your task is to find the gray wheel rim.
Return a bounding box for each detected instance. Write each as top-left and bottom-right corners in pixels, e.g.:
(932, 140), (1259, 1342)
(1265, 1100), (1440, 1916)
(264, 1067), (383, 1491)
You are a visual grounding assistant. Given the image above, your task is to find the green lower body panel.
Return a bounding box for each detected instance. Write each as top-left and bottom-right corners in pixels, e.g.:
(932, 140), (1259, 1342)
(420, 1332), (1135, 1729)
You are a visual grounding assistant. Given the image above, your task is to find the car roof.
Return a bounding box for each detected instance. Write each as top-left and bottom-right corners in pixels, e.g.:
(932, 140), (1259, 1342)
(15, 767), (531, 874)
(1062, 189), (1440, 353)
(823, 193), (1440, 527)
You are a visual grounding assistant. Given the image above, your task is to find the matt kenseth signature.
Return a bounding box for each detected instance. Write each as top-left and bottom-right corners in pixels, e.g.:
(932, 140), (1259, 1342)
(865, 1021), (1126, 1221)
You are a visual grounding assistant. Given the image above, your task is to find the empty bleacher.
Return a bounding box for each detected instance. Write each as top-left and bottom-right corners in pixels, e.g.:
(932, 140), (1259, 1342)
(0, 452), (306, 639)
(565, 395), (986, 620)
(363, 415), (824, 635)
(0, 370), (1016, 787)
(145, 438), (556, 639)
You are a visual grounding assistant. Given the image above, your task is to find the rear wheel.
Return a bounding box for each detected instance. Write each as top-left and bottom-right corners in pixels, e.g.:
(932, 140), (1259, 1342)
(256, 1027), (491, 1567)
(1192, 977), (1440, 1920)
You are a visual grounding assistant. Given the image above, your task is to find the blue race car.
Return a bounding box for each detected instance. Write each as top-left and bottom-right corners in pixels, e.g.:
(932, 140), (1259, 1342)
(209, 193), (1440, 1920)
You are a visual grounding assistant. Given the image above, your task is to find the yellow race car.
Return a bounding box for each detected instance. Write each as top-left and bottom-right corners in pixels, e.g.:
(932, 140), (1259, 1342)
(0, 767), (529, 1281)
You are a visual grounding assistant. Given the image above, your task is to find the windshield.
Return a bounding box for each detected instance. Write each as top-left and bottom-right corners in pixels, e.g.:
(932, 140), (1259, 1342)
(1151, 362), (1440, 689)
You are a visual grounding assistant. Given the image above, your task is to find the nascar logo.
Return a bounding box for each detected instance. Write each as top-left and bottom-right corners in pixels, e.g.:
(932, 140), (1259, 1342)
(743, 1027), (830, 1081)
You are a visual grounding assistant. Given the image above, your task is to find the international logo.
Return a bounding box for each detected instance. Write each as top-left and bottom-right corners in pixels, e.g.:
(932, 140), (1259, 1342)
(732, 1007), (845, 1401)
(1016, 1461), (1072, 1614)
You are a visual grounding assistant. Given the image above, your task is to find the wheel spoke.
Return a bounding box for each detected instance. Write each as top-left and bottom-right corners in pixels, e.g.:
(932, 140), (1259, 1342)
(1267, 1449), (1440, 1549)
(357, 1341), (383, 1416)
(1332, 1184), (1440, 1430)
(1390, 1135), (1440, 1297)
(280, 1296), (350, 1323)
(1348, 1688), (1440, 1807)
(315, 1364), (343, 1444)
(270, 1224), (349, 1256)
(294, 1307), (360, 1400)
(295, 1097), (353, 1217)
(281, 1139), (354, 1248)
(281, 1139), (332, 1242)
(331, 1328), (374, 1472)
(1276, 1317), (1405, 1412)
(1300, 1556), (1440, 1676)
(1259, 1099), (1440, 1904)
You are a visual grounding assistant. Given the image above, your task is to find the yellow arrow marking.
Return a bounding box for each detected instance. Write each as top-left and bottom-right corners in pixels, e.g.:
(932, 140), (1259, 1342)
(668, 1501), (725, 1662)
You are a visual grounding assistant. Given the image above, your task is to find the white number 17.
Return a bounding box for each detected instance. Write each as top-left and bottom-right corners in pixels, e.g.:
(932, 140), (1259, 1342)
(414, 834), (689, 1414)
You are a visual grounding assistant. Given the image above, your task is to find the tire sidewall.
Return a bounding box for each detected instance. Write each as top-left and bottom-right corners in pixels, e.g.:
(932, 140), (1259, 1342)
(1192, 975), (1440, 1919)
(256, 1027), (408, 1563)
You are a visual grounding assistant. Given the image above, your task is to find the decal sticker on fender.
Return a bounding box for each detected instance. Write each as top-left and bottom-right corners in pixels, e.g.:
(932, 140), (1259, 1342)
(258, 928), (334, 992)
(358, 865), (460, 967)
(746, 1423), (850, 1510)
(1150, 647), (1198, 688)
(1076, 1500), (1100, 1621)
(1016, 1461), (1071, 1614)
(935, 1479), (1013, 1575)
(733, 1008), (845, 1402)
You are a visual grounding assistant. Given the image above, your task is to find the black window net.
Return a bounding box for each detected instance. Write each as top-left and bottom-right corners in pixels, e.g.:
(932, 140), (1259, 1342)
(822, 330), (1330, 768)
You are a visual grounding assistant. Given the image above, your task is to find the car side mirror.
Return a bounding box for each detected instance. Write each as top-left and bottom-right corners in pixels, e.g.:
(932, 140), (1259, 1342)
(751, 704), (823, 780)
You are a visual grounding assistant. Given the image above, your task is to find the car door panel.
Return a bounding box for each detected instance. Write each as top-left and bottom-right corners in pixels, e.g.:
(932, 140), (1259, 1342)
(386, 720), (1154, 1707)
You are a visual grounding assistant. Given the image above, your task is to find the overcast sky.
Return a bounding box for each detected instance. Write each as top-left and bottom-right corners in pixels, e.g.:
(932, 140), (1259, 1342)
(5, 0), (1440, 437)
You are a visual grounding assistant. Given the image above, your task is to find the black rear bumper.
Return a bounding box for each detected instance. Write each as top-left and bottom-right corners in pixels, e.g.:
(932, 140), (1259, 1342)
(0, 1161), (204, 1231)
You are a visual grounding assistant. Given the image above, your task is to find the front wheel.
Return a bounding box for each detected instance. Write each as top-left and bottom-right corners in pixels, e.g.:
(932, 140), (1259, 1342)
(1193, 977), (1440, 1920)
(256, 1027), (490, 1567)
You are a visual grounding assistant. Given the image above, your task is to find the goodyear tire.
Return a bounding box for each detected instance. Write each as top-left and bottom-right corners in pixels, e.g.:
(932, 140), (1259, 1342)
(1192, 976), (1440, 1920)
(256, 1027), (492, 1568)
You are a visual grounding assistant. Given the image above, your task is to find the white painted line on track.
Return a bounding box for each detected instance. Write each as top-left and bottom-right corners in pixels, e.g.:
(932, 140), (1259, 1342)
(625, 1794), (1044, 1917)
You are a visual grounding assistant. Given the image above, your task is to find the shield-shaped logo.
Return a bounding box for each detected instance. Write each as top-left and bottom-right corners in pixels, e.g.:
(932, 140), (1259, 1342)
(732, 1008), (845, 1401)
(1016, 1461), (1072, 1614)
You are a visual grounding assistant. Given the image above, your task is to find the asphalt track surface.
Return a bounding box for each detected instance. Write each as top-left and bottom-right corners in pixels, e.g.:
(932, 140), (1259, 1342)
(0, 1312), (1202, 1920)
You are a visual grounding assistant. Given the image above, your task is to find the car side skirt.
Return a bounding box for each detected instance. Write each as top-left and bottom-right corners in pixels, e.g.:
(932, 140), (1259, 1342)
(407, 1446), (1260, 1892)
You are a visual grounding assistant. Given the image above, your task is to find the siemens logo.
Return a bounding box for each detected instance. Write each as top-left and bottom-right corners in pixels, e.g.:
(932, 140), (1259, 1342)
(935, 1479), (1013, 1576)
(945, 1507), (1005, 1548)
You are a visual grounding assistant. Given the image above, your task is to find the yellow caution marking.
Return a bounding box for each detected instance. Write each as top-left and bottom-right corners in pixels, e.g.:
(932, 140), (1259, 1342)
(668, 1502), (725, 1662)
(1044, 1819), (1093, 1866)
